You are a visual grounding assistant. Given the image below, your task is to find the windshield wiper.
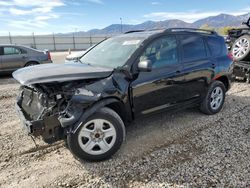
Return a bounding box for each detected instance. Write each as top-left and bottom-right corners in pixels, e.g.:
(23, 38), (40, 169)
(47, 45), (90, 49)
(79, 59), (92, 66)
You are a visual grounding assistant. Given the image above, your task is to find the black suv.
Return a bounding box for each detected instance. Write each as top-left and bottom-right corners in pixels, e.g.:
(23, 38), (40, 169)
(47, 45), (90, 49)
(13, 28), (233, 161)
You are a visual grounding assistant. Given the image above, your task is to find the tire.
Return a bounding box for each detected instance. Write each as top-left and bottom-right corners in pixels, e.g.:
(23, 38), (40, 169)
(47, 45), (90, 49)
(25, 62), (38, 67)
(67, 107), (125, 162)
(200, 81), (226, 115)
(232, 35), (250, 61)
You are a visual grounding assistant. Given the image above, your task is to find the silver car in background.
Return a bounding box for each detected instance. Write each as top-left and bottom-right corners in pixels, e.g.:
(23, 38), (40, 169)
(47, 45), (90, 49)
(0, 44), (52, 73)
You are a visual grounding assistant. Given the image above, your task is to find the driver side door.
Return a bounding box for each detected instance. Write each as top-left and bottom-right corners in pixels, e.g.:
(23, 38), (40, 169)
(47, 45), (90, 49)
(131, 35), (185, 117)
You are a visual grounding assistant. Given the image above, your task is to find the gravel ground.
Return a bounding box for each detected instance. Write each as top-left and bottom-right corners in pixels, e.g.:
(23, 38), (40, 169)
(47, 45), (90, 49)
(0, 77), (249, 187)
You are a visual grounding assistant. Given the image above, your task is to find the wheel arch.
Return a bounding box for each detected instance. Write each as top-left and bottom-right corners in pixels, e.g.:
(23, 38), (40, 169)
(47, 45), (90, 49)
(214, 75), (229, 91)
(24, 61), (39, 67)
(71, 97), (127, 134)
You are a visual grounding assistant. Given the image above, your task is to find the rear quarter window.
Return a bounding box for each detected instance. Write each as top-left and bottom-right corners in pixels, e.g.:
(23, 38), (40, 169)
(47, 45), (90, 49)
(207, 37), (225, 56)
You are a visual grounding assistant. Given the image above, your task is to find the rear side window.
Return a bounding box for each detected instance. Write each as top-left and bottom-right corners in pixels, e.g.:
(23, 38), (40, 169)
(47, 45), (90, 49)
(3, 47), (21, 55)
(180, 35), (207, 62)
(207, 37), (225, 56)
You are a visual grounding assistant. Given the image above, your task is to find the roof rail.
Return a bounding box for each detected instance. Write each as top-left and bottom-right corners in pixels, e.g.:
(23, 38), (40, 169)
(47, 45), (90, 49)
(165, 28), (217, 35)
(124, 30), (145, 34)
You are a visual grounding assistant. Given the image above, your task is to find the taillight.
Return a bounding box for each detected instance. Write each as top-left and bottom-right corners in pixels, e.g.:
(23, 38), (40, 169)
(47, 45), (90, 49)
(48, 51), (51, 61)
(228, 52), (234, 61)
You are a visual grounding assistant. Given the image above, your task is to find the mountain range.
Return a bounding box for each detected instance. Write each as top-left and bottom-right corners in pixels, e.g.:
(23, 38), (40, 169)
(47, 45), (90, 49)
(70, 12), (250, 36)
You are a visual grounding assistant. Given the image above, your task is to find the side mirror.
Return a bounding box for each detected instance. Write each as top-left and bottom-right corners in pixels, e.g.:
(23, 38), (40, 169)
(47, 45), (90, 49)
(138, 60), (152, 72)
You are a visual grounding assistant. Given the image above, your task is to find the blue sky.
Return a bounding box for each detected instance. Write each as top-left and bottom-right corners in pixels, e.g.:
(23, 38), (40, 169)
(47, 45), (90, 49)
(0, 0), (250, 35)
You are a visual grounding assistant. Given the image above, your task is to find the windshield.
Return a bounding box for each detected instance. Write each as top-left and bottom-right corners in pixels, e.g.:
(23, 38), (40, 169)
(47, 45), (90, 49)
(80, 36), (143, 68)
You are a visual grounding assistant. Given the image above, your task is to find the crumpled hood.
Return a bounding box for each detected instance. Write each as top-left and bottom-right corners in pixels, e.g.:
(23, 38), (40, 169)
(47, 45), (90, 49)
(13, 63), (113, 85)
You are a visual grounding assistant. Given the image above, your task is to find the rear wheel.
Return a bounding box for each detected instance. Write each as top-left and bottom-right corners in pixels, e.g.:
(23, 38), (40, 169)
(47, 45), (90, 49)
(25, 62), (38, 67)
(232, 35), (250, 61)
(67, 107), (125, 161)
(200, 81), (226, 115)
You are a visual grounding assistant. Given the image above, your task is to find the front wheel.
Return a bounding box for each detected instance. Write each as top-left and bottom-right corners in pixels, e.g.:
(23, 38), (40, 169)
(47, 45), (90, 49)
(67, 107), (125, 161)
(200, 81), (226, 115)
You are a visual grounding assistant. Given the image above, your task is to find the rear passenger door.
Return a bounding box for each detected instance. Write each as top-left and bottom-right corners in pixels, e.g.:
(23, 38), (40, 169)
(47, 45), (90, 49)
(1, 46), (26, 70)
(178, 34), (214, 100)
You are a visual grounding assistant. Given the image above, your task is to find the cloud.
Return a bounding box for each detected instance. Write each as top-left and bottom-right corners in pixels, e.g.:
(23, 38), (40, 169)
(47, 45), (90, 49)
(0, 1), (12, 6)
(13, 0), (64, 7)
(85, 0), (103, 4)
(0, 0), (64, 30)
(242, 7), (250, 12)
(8, 20), (48, 29)
(0, 0), (64, 7)
(144, 10), (250, 23)
(151, 2), (160, 5)
(9, 7), (53, 15)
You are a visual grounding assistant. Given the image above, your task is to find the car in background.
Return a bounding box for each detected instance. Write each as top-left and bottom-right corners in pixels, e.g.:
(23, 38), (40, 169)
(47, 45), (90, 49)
(227, 17), (250, 61)
(0, 44), (52, 73)
(65, 50), (86, 63)
(65, 44), (101, 63)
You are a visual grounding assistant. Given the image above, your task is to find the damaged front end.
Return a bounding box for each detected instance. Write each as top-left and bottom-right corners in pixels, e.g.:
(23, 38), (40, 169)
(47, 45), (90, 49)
(13, 63), (114, 143)
(16, 81), (101, 144)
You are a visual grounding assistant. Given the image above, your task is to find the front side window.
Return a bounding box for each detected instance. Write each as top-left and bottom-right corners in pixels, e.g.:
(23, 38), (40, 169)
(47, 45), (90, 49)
(80, 36), (144, 68)
(180, 35), (207, 62)
(140, 36), (178, 68)
(3, 47), (21, 55)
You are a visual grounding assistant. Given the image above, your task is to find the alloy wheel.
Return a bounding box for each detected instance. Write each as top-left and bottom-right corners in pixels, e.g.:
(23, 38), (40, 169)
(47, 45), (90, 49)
(233, 38), (250, 59)
(210, 86), (223, 110)
(78, 119), (117, 155)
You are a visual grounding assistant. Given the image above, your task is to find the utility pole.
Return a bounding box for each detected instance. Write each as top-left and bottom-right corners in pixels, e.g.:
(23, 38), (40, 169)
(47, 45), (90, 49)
(32, 32), (36, 49)
(9, 32), (12, 44)
(73, 28), (77, 50)
(120, 17), (123, 33)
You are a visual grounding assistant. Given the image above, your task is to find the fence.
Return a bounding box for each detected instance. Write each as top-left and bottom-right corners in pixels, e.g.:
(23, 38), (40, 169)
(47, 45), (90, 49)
(0, 33), (109, 51)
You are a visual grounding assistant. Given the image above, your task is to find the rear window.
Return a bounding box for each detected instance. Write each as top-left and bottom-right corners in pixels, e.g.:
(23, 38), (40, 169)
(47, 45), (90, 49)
(207, 37), (225, 56)
(180, 35), (207, 62)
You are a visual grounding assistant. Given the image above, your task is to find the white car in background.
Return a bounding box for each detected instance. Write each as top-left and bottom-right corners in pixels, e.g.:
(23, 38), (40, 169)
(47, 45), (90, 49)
(65, 50), (86, 63)
(65, 43), (101, 63)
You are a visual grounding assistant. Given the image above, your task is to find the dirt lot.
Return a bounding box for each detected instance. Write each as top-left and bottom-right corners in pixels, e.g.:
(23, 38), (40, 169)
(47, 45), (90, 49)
(0, 56), (250, 187)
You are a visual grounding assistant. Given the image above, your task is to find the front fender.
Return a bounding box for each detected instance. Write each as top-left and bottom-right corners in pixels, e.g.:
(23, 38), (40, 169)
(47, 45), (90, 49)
(69, 98), (122, 134)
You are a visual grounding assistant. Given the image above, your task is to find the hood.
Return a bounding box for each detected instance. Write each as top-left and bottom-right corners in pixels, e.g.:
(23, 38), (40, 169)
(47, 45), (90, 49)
(13, 63), (113, 85)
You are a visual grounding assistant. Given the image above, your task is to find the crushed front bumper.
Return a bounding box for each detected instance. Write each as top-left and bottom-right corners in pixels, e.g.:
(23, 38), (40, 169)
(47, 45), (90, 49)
(15, 96), (64, 143)
(16, 102), (44, 136)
